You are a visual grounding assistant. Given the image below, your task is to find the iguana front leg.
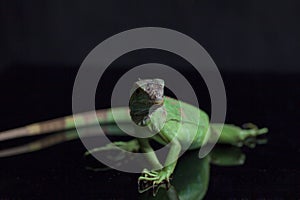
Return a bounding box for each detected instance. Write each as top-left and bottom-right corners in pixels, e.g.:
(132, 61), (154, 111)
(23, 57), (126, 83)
(138, 138), (163, 169)
(138, 138), (181, 195)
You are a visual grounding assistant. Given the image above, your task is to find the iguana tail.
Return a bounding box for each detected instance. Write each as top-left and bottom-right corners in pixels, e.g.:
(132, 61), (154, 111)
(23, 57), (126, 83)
(0, 107), (130, 142)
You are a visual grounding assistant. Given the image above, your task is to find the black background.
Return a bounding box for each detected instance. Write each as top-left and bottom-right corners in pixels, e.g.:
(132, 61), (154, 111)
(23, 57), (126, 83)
(0, 0), (299, 199)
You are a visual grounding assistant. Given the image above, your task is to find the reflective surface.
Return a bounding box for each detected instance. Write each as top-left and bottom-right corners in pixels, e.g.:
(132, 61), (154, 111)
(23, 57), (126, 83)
(0, 67), (299, 199)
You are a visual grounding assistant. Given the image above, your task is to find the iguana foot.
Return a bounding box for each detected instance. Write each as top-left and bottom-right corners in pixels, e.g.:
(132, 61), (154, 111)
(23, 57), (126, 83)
(84, 139), (140, 169)
(242, 123), (268, 135)
(138, 168), (171, 195)
(242, 123), (268, 148)
(85, 139), (140, 156)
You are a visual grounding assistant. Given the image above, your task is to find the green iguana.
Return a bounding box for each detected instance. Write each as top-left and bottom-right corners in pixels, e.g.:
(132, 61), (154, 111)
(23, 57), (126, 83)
(0, 79), (268, 194)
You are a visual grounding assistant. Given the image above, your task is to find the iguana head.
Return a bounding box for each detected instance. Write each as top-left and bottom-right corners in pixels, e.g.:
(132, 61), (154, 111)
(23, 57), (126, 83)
(129, 79), (165, 126)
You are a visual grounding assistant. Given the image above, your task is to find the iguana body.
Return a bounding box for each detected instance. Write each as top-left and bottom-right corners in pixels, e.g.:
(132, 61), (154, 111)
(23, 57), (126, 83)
(0, 79), (268, 194)
(149, 96), (210, 150)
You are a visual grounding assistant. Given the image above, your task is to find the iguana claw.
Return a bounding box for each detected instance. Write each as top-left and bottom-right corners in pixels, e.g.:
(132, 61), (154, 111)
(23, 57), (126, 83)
(241, 123), (268, 148)
(138, 168), (171, 196)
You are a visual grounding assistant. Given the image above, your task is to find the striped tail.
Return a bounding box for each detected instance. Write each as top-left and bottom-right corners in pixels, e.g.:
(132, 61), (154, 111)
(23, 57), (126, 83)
(0, 107), (130, 142)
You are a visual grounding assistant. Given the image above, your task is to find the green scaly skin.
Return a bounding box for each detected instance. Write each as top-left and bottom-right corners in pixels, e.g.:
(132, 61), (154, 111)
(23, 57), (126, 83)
(0, 79), (268, 195)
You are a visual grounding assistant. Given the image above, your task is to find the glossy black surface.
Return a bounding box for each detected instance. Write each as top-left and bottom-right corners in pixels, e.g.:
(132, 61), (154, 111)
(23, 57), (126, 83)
(0, 67), (299, 199)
